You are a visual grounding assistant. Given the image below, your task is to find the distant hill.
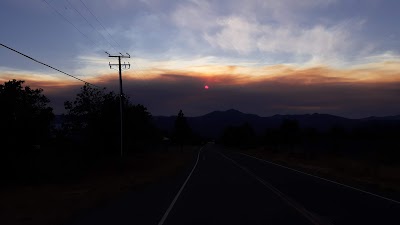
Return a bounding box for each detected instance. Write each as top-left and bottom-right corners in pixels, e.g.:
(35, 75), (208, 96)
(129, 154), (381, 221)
(153, 109), (400, 138)
(153, 109), (363, 138)
(54, 110), (400, 139)
(361, 115), (400, 121)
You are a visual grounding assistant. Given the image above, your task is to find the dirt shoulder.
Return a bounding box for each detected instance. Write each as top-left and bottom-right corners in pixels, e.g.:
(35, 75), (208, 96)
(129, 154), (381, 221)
(0, 146), (199, 225)
(238, 147), (400, 200)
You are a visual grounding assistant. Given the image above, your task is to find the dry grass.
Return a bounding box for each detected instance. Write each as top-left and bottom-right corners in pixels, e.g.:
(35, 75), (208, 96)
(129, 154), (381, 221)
(0, 146), (198, 225)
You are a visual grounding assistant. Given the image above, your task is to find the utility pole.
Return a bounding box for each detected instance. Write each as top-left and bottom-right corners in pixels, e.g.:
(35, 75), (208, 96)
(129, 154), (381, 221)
(107, 52), (130, 157)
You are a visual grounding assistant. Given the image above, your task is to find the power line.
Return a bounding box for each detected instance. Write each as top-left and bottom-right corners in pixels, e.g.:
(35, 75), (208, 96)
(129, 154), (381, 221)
(0, 43), (100, 88)
(65, 0), (118, 53)
(65, 0), (147, 82)
(78, 0), (124, 52)
(77, 0), (147, 80)
(42, 0), (101, 50)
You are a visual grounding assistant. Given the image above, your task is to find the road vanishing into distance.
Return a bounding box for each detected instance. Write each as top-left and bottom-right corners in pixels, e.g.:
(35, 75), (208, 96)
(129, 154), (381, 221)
(71, 144), (400, 225)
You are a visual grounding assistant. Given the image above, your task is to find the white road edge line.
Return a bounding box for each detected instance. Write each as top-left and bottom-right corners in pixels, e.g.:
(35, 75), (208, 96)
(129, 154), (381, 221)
(239, 152), (400, 205)
(157, 146), (204, 225)
(218, 152), (331, 225)
(219, 152), (327, 225)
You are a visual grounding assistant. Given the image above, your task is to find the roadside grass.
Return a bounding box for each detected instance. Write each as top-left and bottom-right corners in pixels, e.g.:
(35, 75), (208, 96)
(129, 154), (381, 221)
(239, 147), (400, 197)
(0, 146), (198, 225)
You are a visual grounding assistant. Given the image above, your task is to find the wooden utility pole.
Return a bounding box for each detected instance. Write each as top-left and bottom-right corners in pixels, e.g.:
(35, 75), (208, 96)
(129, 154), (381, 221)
(107, 52), (130, 157)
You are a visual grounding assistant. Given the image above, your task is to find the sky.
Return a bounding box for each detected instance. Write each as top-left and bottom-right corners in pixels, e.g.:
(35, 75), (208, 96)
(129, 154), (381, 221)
(1, 0), (400, 118)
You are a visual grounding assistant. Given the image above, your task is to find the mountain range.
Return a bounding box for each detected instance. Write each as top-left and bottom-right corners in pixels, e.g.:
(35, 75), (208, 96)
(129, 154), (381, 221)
(153, 109), (400, 138)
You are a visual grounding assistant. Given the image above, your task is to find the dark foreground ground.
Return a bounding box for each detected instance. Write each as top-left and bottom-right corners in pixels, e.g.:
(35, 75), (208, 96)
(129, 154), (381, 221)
(0, 147), (197, 225)
(70, 144), (400, 225)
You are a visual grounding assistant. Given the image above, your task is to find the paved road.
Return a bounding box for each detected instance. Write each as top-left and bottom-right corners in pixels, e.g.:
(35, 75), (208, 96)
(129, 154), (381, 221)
(224, 150), (400, 225)
(71, 144), (400, 225)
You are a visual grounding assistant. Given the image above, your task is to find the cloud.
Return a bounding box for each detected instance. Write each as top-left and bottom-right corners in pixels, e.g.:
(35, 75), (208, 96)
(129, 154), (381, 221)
(4, 60), (398, 118)
(203, 16), (260, 54)
(203, 15), (364, 65)
(171, 0), (213, 30)
(165, 0), (369, 65)
(112, 65), (400, 118)
(252, 0), (337, 24)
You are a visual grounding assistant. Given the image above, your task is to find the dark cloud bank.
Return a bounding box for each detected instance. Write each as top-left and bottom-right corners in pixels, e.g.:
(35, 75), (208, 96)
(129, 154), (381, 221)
(43, 72), (400, 119)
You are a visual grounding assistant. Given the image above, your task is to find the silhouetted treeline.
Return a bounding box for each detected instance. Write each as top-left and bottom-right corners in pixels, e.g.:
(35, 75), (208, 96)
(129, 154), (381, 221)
(221, 122), (256, 148)
(0, 80), (53, 149)
(62, 84), (161, 156)
(220, 118), (400, 165)
(171, 109), (203, 148)
(0, 80), (54, 183)
(0, 81), (164, 184)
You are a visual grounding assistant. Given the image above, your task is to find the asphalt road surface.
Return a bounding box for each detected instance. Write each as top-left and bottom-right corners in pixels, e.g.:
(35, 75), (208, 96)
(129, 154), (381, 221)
(71, 144), (400, 225)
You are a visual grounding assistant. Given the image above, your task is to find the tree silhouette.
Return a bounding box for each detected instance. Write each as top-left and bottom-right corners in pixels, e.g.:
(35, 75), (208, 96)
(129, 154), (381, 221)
(125, 103), (160, 151)
(280, 119), (300, 148)
(173, 110), (192, 150)
(0, 79), (53, 151)
(64, 84), (157, 155)
(64, 84), (108, 131)
(221, 122), (255, 147)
